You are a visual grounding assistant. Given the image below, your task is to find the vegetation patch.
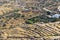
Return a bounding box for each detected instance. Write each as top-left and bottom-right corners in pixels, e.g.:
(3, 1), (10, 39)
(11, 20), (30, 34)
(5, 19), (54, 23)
(25, 15), (58, 24)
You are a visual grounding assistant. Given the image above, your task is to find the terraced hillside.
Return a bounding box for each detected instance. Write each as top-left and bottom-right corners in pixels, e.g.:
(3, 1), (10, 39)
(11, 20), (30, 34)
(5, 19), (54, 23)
(0, 0), (60, 40)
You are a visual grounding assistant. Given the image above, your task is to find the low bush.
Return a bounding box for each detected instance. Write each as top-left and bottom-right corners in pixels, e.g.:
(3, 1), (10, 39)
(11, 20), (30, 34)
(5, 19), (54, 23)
(26, 15), (58, 24)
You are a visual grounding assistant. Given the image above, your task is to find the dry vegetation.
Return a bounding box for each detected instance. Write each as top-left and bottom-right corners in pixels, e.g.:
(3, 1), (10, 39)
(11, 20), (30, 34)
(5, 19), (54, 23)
(0, 0), (60, 40)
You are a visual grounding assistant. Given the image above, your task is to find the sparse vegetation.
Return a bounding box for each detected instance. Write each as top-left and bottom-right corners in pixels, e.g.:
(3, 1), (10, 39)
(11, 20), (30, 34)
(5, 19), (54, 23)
(0, 0), (60, 40)
(26, 15), (58, 24)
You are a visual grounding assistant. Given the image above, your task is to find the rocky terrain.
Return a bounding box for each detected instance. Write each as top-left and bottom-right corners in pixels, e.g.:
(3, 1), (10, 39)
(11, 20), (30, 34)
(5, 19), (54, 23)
(0, 0), (60, 40)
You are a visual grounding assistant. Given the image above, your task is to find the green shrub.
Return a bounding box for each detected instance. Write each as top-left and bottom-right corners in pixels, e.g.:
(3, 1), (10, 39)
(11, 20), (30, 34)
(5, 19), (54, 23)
(26, 15), (58, 24)
(25, 20), (34, 24)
